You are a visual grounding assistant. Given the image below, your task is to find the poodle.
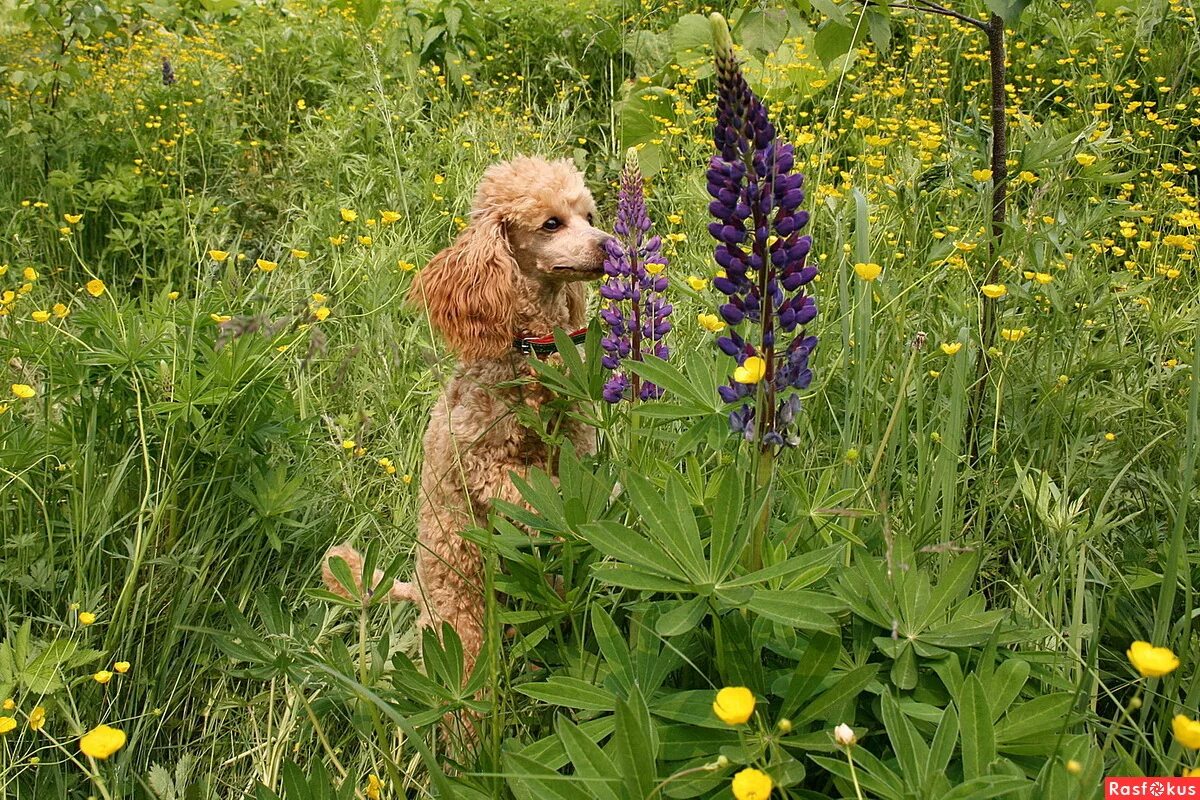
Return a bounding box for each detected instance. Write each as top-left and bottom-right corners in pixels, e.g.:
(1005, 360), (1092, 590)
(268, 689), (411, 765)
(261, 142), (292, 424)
(323, 156), (610, 676)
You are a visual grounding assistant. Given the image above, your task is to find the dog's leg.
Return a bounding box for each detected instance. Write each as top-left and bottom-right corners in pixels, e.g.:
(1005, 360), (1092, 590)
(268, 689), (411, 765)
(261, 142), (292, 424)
(322, 544), (421, 604)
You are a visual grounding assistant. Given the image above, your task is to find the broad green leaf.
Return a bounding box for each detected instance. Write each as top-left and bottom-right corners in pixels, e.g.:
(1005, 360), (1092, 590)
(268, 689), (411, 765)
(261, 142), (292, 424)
(881, 690), (928, 790)
(925, 704), (960, 792)
(614, 687), (657, 799)
(814, 21), (854, 68)
(780, 632), (841, 717)
(516, 681), (614, 710)
(554, 717), (621, 800)
(795, 664), (878, 726)
(995, 693), (1074, 743)
(656, 596), (709, 636)
(959, 674), (995, 781)
(745, 590), (838, 632)
(505, 751), (592, 800)
(983, 0), (1032, 24)
(580, 521), (684, 579)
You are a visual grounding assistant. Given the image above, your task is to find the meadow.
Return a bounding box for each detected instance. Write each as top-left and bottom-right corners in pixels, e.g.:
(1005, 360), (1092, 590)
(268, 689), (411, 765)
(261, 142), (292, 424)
(0, 0), (1198, 797)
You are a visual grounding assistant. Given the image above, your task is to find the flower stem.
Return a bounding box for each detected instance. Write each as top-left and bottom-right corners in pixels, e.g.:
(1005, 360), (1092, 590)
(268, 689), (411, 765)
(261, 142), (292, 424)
(844, 745), (865, 800)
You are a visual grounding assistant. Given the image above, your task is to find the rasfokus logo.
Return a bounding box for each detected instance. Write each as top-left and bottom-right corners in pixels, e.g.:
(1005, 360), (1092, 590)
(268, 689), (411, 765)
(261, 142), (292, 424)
(1106, 778), (1200, 798)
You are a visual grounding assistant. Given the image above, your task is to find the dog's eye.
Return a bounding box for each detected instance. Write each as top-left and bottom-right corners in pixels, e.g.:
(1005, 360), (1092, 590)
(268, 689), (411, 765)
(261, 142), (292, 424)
(587, 213), (594, 225)
(542, 217), (562, 231)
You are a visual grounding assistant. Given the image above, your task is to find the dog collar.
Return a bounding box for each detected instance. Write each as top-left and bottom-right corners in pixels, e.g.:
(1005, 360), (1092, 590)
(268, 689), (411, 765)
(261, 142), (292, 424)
(514, 327), (589, 356)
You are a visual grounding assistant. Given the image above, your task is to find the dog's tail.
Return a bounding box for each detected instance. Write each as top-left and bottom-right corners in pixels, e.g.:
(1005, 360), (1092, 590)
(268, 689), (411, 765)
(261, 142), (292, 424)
(322, 543), (422, 604)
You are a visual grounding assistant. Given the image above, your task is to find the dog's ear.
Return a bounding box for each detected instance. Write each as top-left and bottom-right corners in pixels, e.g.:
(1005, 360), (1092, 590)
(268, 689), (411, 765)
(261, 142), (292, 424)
(409, 215), (516, 360)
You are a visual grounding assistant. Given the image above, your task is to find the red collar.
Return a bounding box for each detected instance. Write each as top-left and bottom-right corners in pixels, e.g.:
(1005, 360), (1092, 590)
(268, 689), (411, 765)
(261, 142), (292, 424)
(513, 327), (589, 356)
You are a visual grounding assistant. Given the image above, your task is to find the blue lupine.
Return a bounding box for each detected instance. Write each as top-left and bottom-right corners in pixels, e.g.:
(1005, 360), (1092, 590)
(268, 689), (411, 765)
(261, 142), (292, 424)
(600, 149), (672, 403)
(707, 14), (818, 447)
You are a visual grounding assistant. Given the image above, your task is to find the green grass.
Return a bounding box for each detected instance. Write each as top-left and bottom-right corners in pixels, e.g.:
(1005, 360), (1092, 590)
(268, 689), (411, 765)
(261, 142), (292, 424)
(1, 0), (1198, 797)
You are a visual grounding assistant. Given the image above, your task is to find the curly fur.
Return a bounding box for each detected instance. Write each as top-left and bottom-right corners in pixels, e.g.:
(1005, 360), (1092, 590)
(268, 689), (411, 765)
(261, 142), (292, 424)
(323, 157), (608, 676)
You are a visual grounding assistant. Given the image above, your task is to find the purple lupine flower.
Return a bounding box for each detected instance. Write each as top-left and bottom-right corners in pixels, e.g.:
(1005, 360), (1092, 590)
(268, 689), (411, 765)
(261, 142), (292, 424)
(707, 14), (818, 447)
(600, 148), (673, 403)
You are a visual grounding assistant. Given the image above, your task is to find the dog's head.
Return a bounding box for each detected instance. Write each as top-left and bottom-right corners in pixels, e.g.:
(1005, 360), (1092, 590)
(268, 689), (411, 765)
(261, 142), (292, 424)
(410, 157), (610, 361)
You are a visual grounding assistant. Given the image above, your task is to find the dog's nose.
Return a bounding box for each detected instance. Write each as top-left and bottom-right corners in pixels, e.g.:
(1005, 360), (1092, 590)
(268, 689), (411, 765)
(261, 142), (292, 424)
(594, 232), (616, 252)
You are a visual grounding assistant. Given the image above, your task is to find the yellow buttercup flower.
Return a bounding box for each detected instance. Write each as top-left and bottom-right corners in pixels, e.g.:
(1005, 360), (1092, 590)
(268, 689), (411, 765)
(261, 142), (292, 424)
(208, 249), (229, 262)
(397, 260), (416, 271)
(114, 661), (131, 673)
(93, 670), (113, 685)
(211, 314), (232, 323)
(366, 774), (383, 800)
(971, 168), (993, 181)
(2, 698), (14, 710)
(290, 249), (309, 259)
(29, 706), (45, 731)
(256, 259), (278, 272)
(12, 384), (35, 400)
(329, 235), (346, 246)
(311, 293), (327, 305)
(981, 284), (1007, 299)
(1183, 767), (1200, 778)
(940, 342), (962, 356)
(733, 357), (766, 385)
(79, 724), (126, 760)
(64, 213), (83, 224)
(357, 235), (373, 246)
(0, 716), (15, 735)
(167, 292), (180, 301)
(1175, 715), (1200, 749)
(79, 611), (96, 625)
(339, 208), (358, 222)
(698, 313), (726, 333)
(1000, 328), (1028, 342)
(1075, 153), (1098, 167)
(314, 307), (331, 322)
(1127, 641), (1179, 678)
(713, 687), (755, 725)
(1019, 171), (1039, 184)
(1104, 432), (1116, 442)
(342, 439), (356, 451)
(31, 310), (50, 323)
(686, 275), (709, 291)
(381, 211), (401, 224)
(731, 768), (773, 800)
(53, 303), (70, 318)
(644, 262), (665, 275)
(86, 279), (106, 298)
(853, 262), (882, 281)
(24, 267), (38, 281)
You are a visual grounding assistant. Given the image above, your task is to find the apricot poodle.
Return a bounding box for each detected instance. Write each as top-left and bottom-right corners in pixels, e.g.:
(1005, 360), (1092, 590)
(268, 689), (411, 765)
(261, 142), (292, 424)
(323, 156), (609, 674)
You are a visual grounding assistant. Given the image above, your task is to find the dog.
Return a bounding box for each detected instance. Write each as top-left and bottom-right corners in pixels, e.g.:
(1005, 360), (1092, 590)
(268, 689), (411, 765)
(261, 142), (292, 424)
(323, 156), (609, 676)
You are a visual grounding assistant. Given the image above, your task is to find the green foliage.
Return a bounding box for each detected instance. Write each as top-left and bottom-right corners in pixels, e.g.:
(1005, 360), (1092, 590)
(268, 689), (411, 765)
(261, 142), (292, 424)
(1, 0), (1198, 796)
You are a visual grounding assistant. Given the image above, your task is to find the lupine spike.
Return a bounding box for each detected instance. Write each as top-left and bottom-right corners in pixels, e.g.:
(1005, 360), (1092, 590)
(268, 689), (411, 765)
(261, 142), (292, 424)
(600, 148), (672, 403)
(707, 13), (818, 447)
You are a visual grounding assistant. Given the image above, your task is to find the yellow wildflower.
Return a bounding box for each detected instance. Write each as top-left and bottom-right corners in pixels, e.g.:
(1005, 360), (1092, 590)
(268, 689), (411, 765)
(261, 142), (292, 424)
(940, 342), (963, 356)
(381, 211), (401, 224)
(86, 279), (106, 298)
(1075, 153), (1098, 167)
(357, 235), (373, 246)
(1127, 641), (1179, 678)
(733, 357), (766, 385)
(79, 611), (96, 625)
(29, 706), (45, 731)
(79, 724), (126, 760)
(31, 310), (50, 323)
(53, 303), (70, 318)
(853, 262), (882, 281)
(712, 687), (755, 725)
(64, 213), (82, 224)
(339, 208), (358, 222)
(1175, 715), (1200, 749)
(329, 235), (346, 246)
(971, 168), (993, 181)
(1000, 328), (1028, 343)
(291, 249), (309, 259)
(314, 307), (331, 322)
(208, 250), (229, 262)
(366, 774), (383, 800)
(24, 267), (38, 281)
(731, 768), (773, 800)
(397, 260), (416, 271)
(686, 276), (708, 291)
(698, 313), (726, 333)
(114, 661), (131, 673)
(0, 717), (15, 735)
(93, 670), (113, 685)
(11, 384), (35, 400)
(255, 259), (278, 272)
(981, 284), (1007, 299)
(211, 314), (232, 324)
